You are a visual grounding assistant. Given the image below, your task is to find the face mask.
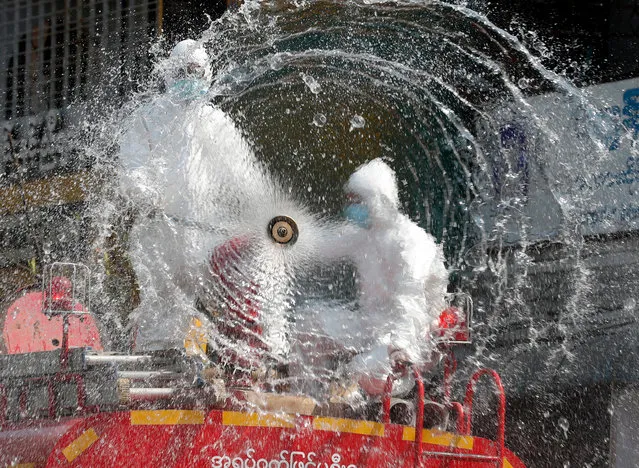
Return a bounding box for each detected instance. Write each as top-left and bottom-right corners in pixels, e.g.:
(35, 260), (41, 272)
(169, 79), (209, 100)
(343, 203), (370, 229)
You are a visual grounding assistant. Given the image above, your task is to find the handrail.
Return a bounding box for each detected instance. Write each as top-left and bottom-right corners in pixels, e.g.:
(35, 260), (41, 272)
(449, 401), (465, 433)
(380, 367), (506, 467)
(463, 368), (506, 467)
(382, 375), (393, 424)
(413, 367), (425, 468)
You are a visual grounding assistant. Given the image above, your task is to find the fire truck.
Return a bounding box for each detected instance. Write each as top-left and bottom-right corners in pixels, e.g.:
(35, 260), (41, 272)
(0, 254), (527, 467)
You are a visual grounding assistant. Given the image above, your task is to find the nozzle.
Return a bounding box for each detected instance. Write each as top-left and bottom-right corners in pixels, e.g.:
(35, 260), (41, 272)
(268, 216), (298, 245)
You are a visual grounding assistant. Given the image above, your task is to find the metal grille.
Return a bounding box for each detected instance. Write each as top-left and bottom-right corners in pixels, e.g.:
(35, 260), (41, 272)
(0, 0), (159, 180)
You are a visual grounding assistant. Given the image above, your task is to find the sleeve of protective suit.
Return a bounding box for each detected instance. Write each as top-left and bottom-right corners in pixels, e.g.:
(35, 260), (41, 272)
(311, 222), (364, 262)
(118, 107), (160, 210)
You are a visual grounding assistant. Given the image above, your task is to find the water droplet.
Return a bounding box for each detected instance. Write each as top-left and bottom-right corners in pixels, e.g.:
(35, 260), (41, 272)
(300, 73), (321, 94)
(349, 115), (366, 131)
(313, 113), (327, 127)
(268, 53), (287, 71)
(558, 417), (569, 438)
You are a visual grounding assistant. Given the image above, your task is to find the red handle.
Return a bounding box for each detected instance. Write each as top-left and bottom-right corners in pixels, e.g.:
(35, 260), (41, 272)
(449, 401), (465, 433)
(382, 375), (393, 424)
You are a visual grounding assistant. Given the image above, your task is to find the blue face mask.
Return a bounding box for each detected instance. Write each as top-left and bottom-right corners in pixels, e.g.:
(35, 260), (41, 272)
(169, 79), (209, 100)
(343, 203), (370, 228)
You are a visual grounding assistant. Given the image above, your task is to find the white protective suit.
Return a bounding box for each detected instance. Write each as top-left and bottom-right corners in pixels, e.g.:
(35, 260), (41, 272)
(118, 40), (269, 350)
(305, 159), (449, 396)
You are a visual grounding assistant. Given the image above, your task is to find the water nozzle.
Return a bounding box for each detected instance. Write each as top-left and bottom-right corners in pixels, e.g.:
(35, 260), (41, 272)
(268, 216), (298, 245)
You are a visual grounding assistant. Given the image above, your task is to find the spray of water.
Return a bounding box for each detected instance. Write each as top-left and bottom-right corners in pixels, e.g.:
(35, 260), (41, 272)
(83, 0), (635, 405)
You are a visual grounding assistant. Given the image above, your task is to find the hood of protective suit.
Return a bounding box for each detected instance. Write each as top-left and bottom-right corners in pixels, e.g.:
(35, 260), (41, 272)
(345, 159), (400, 223)
(161, 39), (212, 99)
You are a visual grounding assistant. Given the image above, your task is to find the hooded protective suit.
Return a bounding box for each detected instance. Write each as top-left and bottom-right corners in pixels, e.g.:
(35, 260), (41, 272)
(301, 159), (448, 396)
(118, 40), (269, 351)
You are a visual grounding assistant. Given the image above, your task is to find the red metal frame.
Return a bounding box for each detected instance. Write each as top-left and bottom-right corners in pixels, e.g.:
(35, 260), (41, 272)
(381, 365), (508, 468)
(464, 368), (506, 466)
(413, 367), (425, 467)
(36, 407), (526, 468)
(382, 375), (393, 424)
(450, 400), (466, 433)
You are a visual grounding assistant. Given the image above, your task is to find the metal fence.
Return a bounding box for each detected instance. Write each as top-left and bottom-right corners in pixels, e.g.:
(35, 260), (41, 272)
(1, 0), (160, 181)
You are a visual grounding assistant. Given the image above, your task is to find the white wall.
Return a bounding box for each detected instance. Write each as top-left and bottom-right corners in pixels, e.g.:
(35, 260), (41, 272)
(477, 77), (639, 244)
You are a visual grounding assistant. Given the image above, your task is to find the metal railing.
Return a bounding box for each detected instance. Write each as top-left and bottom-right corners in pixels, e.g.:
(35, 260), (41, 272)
(382, 366), (507, 468)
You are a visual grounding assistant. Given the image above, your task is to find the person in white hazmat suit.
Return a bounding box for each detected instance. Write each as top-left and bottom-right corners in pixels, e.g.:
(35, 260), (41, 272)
(299, 158), (449, 399)
(118, 39), (269, 351)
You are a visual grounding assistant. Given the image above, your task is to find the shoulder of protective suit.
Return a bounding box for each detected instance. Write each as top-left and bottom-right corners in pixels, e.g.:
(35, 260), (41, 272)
(194, 105), (243, 133)
(198, 102), (222, 117)
(396, 215), (441, 259)
(396, 213), (432, 236)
